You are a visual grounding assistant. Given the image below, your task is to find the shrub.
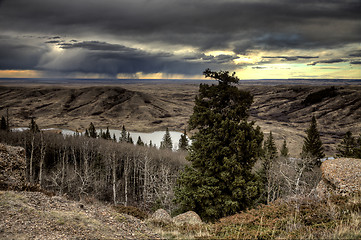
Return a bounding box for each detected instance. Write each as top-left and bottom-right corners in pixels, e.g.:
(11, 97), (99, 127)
(113, 205), (149, 220)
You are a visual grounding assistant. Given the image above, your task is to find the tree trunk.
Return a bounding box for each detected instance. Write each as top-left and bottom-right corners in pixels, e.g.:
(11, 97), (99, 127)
(29, 134), (35, 184)
(124, 156), (129, 206)
(38, 132), (46, 187)
(112, 152), (117, 205)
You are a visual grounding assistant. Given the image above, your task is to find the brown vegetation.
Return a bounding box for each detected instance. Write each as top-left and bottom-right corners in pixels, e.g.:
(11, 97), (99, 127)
(0, 190), (159, 239)
(1, 84), (360, 156)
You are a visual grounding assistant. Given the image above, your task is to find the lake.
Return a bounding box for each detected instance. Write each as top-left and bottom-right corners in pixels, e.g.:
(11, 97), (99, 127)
(12, 127), (189, 150)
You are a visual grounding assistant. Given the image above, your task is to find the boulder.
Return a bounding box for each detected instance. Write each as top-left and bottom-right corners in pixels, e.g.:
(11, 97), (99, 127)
(173, 211), (203, 225)
(317, 158), (361, 197)
(149, 209), (173, 224)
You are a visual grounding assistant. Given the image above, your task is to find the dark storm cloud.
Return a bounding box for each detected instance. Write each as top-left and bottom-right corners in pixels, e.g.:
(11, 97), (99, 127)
(263, 56), (319, 61)
(0, 0), (360, 75)
(308, 59), (346, 66)
(37, 40), (229, 76)
(349, 50), (361, 58)
(1, 0), (359, 51)
(45, 40), (61, 44)
(0, 36), (49, 70)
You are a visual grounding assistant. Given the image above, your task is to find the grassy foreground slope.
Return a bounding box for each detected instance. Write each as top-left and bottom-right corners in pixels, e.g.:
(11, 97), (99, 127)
(0, 191), (159, 239)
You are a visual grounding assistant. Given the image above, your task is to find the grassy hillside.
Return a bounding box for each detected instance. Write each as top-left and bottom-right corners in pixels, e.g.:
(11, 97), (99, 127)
(0, 190), (159, 239)
(1, 84), (360, 156)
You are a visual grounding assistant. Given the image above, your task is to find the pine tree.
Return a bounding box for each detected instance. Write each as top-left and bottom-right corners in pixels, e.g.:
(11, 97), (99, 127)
(354, 135), (361, 158)
(301, 116), (325, 165)
(127, 132), (133, 144)
(280, 139), (289, 157)
(261, 132), (278, 204)
(160, 127), (173, 150)
(136, 136), (144, 146)
(175, 69), (263, 221)
(84, 129), (89, 137)
(120, 125), (127, 142)
(88, 122), (97, 138)
(29, 118), (40, 133)
(178, 129), (189, 151)
(0, 116), (7, 131)
(105, 127), (111, 140)
(264, 132), (277, 162)
(336, 131), (356, 157)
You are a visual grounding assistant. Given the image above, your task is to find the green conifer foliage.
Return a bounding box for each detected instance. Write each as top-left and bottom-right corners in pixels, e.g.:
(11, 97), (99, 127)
(160, 127), (173, 150)
(120, 125), (127, 142)
(280, 139), (289, 157)
(105, 127), (111, 140)
(29, 118), (40, 133)
(336, 131), (356, 157)
(175, 69), (263, 222)
(0, 116), (7, 130)
(136, 136), (144, 146)
(301, 116), (325, 164)
(355, 135), (361, 158)
(127, 132), (133, 144)
(261, 132), (278, 204)
(178, 129), (189, 151)
(88, 122), (97, 138)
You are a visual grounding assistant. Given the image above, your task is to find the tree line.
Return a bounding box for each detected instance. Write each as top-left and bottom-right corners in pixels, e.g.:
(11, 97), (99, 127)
(0, 124), (188, 212)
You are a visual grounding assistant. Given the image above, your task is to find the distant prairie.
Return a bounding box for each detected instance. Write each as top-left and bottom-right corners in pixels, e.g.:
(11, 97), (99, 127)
(0, 80), (360, 156)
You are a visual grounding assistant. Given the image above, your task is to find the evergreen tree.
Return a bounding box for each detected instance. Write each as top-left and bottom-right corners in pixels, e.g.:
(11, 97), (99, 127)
(105, 127), (111, 140)
(175, 69), (263, 221)
(301, 116), (325, 165)
(99, 129), (104, 139)
(264, 132), (277, 161)
(160, 127), (173, 150)
(336, 131), (356, 157)
(280, 139), (289, 157)
(0, 116), (7, 131)
(84, 129), (89, 137)
(136, 136), (144, 146)
(127, 132), (133, 144)
(88, 122), (97, 138)
(178, 129), (189, 151)
(29, 118), (40, 133)
(120, 125), (127, 142)
(261, 132), (278, 204)
(354, 135), (361, 158)
(112, 133), (117, 142)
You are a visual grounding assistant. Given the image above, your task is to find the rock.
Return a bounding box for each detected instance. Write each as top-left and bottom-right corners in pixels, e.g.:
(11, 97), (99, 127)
(0, 143), (26, 190)
(317, 158), (361, 197)
(149, 209), (173, 224)
(173, 211), (203, 225)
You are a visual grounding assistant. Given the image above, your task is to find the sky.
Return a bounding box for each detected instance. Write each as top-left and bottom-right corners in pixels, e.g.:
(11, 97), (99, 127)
(0, 0), (360, 80)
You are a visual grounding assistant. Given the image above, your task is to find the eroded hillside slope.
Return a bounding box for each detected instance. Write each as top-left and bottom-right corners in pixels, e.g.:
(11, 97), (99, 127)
(0, 86), (193, 132)
(0, 84), (360, 155)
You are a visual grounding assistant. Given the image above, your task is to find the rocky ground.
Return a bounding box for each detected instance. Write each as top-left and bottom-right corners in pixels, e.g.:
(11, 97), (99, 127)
(0, 190), (160, 240)
(317, 158), (361, 197)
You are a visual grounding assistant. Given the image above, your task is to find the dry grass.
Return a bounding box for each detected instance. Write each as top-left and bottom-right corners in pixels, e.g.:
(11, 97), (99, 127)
(0, 191), (159, 239)
(205, 192), (361, 239)
(1, 84), (360, 156)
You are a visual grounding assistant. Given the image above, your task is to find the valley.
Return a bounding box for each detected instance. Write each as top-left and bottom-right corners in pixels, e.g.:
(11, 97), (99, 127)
(0, 83), (360, 156)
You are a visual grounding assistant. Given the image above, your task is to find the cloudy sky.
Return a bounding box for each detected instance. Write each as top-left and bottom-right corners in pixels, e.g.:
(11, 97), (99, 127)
(0, 0), (360, 80)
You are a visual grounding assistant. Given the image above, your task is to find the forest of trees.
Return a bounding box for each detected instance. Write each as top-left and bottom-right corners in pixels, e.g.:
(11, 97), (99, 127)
(1, 71), (360, 222)
(0, 124), (187, 212)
